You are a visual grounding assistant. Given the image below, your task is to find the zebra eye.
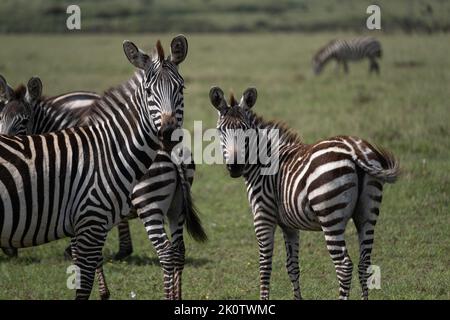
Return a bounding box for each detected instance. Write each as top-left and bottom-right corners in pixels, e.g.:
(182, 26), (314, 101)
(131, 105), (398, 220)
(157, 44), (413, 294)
(146, 87), (152, 95)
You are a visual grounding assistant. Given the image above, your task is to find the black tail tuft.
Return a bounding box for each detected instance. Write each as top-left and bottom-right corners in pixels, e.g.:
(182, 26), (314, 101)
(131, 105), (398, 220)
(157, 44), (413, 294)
(183, 182), (207, 242)
(177, 164), (207, 243)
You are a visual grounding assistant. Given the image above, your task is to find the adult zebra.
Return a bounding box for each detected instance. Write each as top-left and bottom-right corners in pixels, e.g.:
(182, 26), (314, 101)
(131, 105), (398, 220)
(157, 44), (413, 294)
(312, 37), (382, 75)
(0, 36), (205, 299)
(0, 75), (202, 300)
(0, 74), (194, 262)
(209, 87), (399, 299)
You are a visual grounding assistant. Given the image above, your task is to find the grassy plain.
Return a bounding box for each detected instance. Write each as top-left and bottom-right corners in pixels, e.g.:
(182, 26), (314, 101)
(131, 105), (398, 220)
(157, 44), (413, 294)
(0, 32), (449, 299)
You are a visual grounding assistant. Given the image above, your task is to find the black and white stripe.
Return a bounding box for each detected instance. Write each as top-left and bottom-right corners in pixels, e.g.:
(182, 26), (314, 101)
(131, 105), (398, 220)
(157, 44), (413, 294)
(210, 87), (399, 300)
(0, 36), (205, 300)
(313, 37), (382, 74)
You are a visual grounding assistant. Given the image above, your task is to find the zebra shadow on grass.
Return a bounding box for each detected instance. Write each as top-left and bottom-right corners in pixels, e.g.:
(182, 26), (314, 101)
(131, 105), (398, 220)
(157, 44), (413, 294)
(106, 255), (211, 268)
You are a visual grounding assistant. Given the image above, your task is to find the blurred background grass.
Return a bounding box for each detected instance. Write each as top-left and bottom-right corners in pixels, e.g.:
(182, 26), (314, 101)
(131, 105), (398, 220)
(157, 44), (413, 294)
(0, 0), (450, 33)
(0, 1), (449, 300)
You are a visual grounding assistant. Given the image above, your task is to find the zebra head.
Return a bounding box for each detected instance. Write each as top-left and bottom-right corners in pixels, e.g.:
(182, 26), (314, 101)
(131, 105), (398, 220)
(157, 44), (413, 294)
(210, 86), (258, 178)
(312, 57), (323, 75)
(123, 35), (188, 150)
(0, 75), (42, 135)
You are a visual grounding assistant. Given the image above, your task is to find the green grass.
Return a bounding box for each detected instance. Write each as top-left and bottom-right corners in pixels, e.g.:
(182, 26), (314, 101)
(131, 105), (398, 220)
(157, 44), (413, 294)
(1, 0), (450, 33)
(0, 32), (449, 299)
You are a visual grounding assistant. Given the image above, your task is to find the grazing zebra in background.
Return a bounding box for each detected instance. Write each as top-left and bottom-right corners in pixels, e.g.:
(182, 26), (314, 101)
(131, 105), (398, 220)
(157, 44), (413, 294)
(0, 36), (205, 299)
(0, 76), (199, 299)
(312, 37), (382, 75)
(209, 86), (399, 300)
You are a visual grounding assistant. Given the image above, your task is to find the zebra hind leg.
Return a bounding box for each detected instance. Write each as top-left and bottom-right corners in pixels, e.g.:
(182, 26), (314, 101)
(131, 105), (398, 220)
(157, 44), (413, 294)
(168, 189), (186, 300)
(73, 225), (107, 300)
(353, 177), (383, 300)
(320, 220), (353, 300)
(113, 219), (134, 260)
(282, 228), (301, 300)
(1, 247), (18, 258)
(96, 263), (110, 300)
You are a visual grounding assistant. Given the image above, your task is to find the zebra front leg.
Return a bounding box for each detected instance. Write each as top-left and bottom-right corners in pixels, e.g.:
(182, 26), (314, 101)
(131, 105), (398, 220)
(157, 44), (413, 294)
(96, 263), (110, 300)
(113, 219), (134, 260)
(342, 60), (349, 74)
(255, 216), (276, 300)
(369, 59), (380, 75)
(73, 225), (107, 300)
(282, 228), (302, 300)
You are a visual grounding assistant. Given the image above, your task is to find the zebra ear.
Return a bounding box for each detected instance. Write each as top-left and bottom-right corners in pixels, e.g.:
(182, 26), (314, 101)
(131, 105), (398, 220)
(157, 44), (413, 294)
(123, 40), (151, 70)
(26, 76), (42, 104)
(209, 86), (227, 114)
(170, 35), (188, 65)
(241, 87), (257, 109)
(0, 74), (14, 101)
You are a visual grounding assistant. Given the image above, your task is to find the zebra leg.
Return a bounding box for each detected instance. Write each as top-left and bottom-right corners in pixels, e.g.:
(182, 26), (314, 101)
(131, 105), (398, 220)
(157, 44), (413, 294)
(1, 247), (18, 257)
(96, 262), (110, 300)
(342, 60), (349, 74)
(369, 59), (380, 74)
(255, 216), (276, 300)
(73, 225), (107, 300)
(282, 228), (301, 300)
(353, 177), (383, 300)
(168, 186), (185, 300)
(132, 153), (178, 299)
(113, 219), (134, 260)
(320, 224), (353, 300)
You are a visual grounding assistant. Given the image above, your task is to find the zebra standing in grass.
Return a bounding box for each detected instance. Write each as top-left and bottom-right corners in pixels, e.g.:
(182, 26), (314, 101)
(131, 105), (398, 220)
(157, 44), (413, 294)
(0, 75), (199, 299)
(0, 74), (195, 263)
(209, 86), (399, 299)
(312, 37), (382, 75)
(0, 36), (205, 299)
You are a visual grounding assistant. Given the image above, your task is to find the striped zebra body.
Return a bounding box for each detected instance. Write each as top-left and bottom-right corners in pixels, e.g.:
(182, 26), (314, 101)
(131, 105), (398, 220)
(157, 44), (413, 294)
(0, 77), (195, 263)
(210, 87), (399, 300)
(313, 37), (382, 74)
(0, 36), (204, 299)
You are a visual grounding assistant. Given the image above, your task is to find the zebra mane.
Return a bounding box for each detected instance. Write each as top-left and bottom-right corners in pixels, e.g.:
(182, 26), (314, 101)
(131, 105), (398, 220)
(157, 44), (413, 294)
(11, 85), (27, 100)
(85, 70), (144, 118)
(248, 110), (303, 145)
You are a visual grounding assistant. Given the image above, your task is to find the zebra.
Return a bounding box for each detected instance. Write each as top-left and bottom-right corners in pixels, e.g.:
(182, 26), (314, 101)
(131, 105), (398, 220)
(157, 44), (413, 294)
(0, 76), (199, 299)
(0, 75), (191, 263)
(209, 86), (399, 300)
(0, 36), (205, 299)
(312, 37), (382, 75)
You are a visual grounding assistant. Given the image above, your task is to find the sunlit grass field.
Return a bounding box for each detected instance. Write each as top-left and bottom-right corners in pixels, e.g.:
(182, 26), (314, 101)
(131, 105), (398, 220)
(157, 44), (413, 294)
(0, 33), (449, 299)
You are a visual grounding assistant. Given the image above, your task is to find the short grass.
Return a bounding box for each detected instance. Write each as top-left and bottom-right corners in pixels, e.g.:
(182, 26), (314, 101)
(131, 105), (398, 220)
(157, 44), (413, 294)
(0, 32), (449, 299)
(1, 0), (450, 33)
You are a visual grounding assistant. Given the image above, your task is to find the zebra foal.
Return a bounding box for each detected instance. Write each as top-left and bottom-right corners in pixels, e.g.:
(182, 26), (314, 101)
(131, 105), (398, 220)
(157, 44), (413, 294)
(313, 37), (382, 75)
(209, 86), (399, 299)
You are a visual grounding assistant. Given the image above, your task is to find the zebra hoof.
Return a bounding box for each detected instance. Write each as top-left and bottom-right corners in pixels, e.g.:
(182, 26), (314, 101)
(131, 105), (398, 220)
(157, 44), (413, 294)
(113, 248), (133, 261)
(2, 247), (18, 258)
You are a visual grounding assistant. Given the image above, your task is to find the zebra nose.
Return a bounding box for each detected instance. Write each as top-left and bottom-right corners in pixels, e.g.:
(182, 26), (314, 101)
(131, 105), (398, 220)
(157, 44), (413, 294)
(161, 125), (175, 142)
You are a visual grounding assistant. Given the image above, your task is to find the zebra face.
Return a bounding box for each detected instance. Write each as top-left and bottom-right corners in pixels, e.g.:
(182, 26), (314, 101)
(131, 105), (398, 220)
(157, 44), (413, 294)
(123, 35), (188, 150)
(209, 86), (258, 178)
(0, 76), (42, 135)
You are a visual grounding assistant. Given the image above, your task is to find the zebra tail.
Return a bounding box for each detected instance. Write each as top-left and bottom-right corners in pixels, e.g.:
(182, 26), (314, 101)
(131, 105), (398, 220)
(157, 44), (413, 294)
(353, 144), (400, 184)
(176, 163), (208, 242)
